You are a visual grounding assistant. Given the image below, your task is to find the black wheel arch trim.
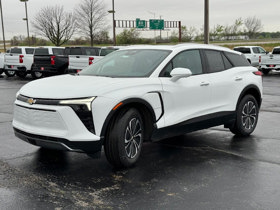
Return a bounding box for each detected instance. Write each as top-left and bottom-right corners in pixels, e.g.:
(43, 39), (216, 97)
(237, 84), (262, 109)
(100, 97), (160, 139)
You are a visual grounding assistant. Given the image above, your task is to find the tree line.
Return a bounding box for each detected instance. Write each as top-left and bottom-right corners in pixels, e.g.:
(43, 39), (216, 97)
(10, 1), (280, 46)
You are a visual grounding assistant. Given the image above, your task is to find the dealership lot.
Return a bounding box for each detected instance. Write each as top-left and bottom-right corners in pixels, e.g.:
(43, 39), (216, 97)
(1, 72), (280, 209)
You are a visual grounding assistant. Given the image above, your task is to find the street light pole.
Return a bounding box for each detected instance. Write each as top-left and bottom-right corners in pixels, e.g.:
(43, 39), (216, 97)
(20, 0), (30, 46)
(204, 0), (209, 44)
(0, 0), (6, 51)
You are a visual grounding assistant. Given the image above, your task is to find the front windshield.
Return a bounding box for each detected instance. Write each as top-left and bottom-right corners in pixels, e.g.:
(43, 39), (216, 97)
(79, 49), (171, 77)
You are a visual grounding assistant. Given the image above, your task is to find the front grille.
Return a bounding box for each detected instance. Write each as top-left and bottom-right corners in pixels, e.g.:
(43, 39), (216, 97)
(16, 94), (95, 134)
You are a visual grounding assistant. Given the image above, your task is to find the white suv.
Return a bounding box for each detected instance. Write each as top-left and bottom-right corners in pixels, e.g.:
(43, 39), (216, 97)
(13, 44), (263, 168)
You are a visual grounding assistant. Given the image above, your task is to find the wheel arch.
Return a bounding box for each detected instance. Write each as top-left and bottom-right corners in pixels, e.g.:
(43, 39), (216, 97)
(236, 85), (262, 109)
(100, 98), (157, 143)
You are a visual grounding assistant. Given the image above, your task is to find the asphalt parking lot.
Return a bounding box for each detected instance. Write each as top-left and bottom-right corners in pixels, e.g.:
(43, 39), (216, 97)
(1, 72), (280, 209)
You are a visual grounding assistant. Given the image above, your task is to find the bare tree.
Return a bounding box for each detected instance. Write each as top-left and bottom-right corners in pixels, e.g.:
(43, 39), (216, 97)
(244, 16), (263, 39)
(33, 5), (76, 46)
(75, 0), (108, 46)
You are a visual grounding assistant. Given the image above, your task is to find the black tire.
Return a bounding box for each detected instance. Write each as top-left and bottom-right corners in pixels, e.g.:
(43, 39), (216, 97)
(104, 108), (144, 168)
(262, 69), (270, 75)
(31, 71), (43, 79)
(16, 71), (27, 78)
(230, 95), (259, 136)
(4, 70), (16, 77)
(0, 69), (3, 75)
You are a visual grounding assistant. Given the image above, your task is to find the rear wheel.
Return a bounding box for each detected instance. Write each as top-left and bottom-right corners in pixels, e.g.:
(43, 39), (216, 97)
(230, 95), (259, 136)
(104, 108), (144, 168)
(16, 71), (27, 78)
(4, 70), (16, 77)
(31, 71), (43, 79)
(0, 69), (3, 75)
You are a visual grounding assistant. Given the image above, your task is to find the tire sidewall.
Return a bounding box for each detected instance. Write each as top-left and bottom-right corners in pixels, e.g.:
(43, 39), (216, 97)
(236, 95), (259, 136)
(116, 108), (144, 167)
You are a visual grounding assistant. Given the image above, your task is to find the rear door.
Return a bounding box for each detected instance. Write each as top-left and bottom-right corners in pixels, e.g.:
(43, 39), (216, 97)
(203, 50), (250, 113)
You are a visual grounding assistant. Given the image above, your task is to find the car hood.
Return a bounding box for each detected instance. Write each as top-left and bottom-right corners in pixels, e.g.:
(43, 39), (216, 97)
(19, 74), (158, 99)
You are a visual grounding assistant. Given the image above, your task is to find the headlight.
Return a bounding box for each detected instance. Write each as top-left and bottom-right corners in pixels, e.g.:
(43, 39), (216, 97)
(59, 97), (96, 111)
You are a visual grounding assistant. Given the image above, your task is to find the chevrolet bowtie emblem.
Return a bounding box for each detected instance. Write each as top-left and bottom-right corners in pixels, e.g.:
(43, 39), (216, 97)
(27, 98), (36, 105)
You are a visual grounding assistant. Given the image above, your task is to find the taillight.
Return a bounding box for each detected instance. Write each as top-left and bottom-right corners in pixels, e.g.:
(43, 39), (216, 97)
(19, 55), (24, 63)
(51, 55), (55, 65)
(253, 71), (263, 76)
(259, 56), (261, 63)
(89, 57), (94, 65)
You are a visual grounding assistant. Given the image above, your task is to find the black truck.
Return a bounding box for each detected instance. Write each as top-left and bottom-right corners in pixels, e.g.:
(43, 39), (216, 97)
(31, 47), (68, 79)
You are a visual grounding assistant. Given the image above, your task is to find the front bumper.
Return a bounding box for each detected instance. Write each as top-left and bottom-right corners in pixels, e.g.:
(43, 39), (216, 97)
(13, 100), (102, 154)
(14, 128), (102, 153)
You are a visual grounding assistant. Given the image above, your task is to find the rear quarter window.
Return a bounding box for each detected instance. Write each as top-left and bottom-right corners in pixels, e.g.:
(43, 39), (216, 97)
(225, 52), (250, 67)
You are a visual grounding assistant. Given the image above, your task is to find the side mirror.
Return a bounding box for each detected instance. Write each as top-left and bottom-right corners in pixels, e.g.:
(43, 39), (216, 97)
(170, 68), (192, 81)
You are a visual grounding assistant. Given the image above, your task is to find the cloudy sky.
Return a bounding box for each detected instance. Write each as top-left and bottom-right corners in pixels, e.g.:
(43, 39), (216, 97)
(1, 0), (280, 39)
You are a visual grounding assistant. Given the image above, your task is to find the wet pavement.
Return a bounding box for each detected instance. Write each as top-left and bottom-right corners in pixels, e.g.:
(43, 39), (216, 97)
(1, 72), (280, 209)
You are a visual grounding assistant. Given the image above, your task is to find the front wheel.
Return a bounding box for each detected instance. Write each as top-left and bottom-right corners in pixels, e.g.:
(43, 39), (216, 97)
(230, 95), (259, 136)
(5, 70), (16, 77)
(104, 108), (144, 168)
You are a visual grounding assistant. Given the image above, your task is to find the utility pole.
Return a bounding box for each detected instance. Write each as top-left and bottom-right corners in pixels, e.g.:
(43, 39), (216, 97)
(204, 0), (209, 44)
(108, 0), (116, 45)
(0, 0), (6, 51)
(20, 0), (30, 46)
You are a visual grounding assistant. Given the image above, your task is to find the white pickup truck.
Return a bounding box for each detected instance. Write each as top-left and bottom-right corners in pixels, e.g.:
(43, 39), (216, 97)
(259, 46), (280, 75)
(4, 46), (35, 78)
(233, 46), (267, 67)
(66, 47), (101, 73)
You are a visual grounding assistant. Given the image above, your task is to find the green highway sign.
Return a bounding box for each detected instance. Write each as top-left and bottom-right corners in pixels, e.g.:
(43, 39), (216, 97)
(149, 19), (164, 30)
(136, 18), (146, 28)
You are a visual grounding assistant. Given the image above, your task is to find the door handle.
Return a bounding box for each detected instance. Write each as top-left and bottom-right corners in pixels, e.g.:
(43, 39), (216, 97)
(235, 77), (243, 81)
(200, 82), (210, 86)
(76, 56), (80, 58)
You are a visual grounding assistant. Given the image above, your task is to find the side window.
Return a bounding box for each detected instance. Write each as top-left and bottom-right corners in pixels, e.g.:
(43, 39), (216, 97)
(25, 48), (34, 54)
(252, 47), (260, 53)
(161, 50), (203, 77)
(204, 50), (225, 73)
(224, 52), (250, 67)
(258, 47), (266, 54)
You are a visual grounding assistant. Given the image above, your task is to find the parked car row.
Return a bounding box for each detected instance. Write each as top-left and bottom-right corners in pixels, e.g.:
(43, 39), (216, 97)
(0, 46), (123, 79)
(233, 45), (280, 75)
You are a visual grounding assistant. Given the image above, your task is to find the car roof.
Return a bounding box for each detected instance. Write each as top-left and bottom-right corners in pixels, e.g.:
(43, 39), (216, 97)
(120, 43), (240, 55)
